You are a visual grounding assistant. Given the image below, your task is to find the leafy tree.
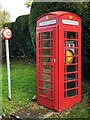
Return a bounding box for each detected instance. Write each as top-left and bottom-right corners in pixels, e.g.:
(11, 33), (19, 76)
(24, 0), (33, 8)
(0, 9), (10, 29)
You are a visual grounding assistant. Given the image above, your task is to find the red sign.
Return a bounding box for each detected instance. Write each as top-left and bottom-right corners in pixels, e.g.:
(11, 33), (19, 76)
(2, 27), (12, 40)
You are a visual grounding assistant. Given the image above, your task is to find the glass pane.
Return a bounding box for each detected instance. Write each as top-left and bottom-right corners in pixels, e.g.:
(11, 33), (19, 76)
(64, 31), (67, 38)
(42, 82), (51, 89)
(67, 73), (77, 80)
(64, 74), (67, 81)
(42, 90), (52, 98)
(43, 66), (50, 72)
(42, 41), (50, 47)
(64, 40), (78, 48)
(42, 32), (50, 39)
(42, 73), (50, 81)
(42, 49), (50, 55)
(73, 57), (78, 64)
(42, 89), (49, 93)
(67, 81), (76, 88)
(64, 73), (78, 80)
(67, 89), (77, 97)
(64, 65), (78, 72)
(42, 57), (50, 63)
(64, 91), (67, 98)
(64, 31), (78, 39)
(64, 83), (67, 89)
(64, 81), (77, 89)
(67, 32), (78, 39)
(64, 56), (78, 64)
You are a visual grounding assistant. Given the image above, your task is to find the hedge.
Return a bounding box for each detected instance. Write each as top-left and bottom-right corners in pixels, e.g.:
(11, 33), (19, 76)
(3, 15), (35, 59)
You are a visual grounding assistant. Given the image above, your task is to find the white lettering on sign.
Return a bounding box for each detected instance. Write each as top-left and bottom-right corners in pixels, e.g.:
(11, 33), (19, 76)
(62, 19), (79, 26)
(39, 19), (56, 27)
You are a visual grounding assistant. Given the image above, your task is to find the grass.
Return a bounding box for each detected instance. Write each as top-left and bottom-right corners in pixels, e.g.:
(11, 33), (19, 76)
(2, 59), (36, 116)
(1, 59), (90, 118)
(0, 65), (2, 115)
(65, 95), (89, 118)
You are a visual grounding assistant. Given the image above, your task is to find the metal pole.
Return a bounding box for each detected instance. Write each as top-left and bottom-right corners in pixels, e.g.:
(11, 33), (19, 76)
(5, 40), (11, 100)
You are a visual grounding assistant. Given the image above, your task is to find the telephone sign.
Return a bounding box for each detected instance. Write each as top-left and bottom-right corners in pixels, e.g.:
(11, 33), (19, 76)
(62, 19), (79, 26)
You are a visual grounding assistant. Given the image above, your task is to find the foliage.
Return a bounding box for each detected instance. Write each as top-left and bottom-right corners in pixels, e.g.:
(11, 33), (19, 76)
(2, 59), (36, 116)
(24, 0), (33, 8)
(0, 9), (10, 29)
(29, 2), (90, 80)
(3, 15), (35, 59)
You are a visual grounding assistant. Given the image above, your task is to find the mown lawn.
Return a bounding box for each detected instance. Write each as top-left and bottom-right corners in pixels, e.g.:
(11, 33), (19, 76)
(1, 59), (90, 118)
(2, 59), (36, 116)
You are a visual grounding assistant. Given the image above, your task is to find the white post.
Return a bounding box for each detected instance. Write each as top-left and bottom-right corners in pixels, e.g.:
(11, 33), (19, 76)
(5, 40), (11, 100)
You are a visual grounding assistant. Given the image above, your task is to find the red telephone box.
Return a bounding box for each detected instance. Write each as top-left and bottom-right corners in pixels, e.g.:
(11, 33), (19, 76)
(36, 11), (81, 112)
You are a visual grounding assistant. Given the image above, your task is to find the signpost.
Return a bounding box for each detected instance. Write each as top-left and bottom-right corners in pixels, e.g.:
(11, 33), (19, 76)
(2, 27), (12, 100)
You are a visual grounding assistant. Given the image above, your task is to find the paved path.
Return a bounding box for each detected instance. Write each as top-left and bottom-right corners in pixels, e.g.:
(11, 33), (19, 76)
(3, 99), (89, 119)
(3, 102), (72, 119)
